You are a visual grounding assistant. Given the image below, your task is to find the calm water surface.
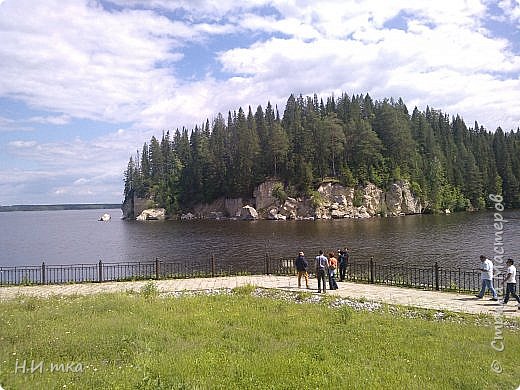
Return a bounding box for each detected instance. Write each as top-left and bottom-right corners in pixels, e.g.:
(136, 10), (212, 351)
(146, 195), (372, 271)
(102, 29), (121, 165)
(1, 209), (519, 269)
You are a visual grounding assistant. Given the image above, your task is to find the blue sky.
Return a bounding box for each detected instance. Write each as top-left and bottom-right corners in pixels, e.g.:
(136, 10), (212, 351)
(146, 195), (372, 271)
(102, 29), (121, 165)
(0, 0), (519, 205)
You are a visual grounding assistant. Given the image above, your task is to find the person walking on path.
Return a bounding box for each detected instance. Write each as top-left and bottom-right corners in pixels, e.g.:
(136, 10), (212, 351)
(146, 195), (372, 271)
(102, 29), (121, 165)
(315, 250), (328, 293)
(502, 258), (520, 309)
(338, 247), (349, 282)
(328, 252), (339, 290)
(475, 255), (498, 301)
(295, 251), (310, 289)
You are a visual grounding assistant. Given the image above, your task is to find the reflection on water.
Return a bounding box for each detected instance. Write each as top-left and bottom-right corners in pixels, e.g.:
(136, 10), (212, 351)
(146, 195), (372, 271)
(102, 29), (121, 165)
(1, 209), (519, 270)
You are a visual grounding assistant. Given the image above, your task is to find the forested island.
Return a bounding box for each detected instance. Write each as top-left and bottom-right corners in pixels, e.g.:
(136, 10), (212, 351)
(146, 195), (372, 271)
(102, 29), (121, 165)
(122, 92), (520, 219)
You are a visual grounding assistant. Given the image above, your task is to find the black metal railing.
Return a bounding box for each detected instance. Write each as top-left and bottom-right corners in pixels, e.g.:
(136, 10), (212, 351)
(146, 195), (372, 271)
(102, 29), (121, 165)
(268, 257), (518, 294)
(1, 256), (518, 296)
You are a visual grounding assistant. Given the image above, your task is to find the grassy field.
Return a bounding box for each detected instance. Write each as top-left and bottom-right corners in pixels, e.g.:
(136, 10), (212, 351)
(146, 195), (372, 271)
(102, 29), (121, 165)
(0, 285), (519, 389)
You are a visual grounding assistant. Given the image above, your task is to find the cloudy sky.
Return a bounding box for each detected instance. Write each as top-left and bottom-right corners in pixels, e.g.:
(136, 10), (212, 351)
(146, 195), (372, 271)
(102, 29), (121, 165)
(0, 0), (519, 205)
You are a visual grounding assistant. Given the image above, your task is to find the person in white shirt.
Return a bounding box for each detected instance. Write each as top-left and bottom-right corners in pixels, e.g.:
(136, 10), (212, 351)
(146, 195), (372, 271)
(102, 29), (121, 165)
(502, 258), (520, 309)
(475, 255), (498, 300)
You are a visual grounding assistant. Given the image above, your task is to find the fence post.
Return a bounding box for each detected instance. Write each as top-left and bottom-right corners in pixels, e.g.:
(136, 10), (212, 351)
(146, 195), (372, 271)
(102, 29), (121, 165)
(41, 262), (46, 285)
(265, 253), (269, 275)
(211, 255), (215, 277)
(369, 257), (374, 284)
(434, 262), (439, 291)
(155, 258), (160, 280)
(98, 260), (103, 283)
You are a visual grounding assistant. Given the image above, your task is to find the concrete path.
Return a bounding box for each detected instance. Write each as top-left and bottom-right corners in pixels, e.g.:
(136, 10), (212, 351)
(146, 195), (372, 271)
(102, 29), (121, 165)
(0, 275), (518, 318)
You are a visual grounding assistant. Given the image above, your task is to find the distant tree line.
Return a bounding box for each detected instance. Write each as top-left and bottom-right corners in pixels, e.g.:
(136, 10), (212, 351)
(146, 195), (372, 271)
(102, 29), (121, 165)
(123, 93), (520, 214)
(0, 204), (121, 212)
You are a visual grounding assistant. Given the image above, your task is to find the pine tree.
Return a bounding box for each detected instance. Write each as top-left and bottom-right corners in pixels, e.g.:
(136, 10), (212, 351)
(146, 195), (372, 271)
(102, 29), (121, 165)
(323, 113), (345, 177)
(269, 121), (289, 177)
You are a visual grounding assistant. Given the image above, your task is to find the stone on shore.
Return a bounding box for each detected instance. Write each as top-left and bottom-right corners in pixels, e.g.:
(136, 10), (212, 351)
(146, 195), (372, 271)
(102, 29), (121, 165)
(136, 208), (166, 221)
(240, 205), (259, 220)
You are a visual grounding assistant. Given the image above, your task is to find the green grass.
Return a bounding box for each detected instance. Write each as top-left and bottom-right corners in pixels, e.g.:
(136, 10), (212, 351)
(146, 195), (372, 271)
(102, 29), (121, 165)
(0, 291), (519, 389)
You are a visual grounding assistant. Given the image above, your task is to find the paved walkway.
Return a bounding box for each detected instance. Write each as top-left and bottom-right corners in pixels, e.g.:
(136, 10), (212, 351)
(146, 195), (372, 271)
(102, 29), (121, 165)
(0, 275), (519, 318)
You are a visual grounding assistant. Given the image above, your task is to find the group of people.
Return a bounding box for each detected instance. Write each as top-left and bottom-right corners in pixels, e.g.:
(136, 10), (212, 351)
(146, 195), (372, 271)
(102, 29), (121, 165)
(294, 248), (350, 293)
(295, 251), (520, 306)
(476, 255), (520, 309)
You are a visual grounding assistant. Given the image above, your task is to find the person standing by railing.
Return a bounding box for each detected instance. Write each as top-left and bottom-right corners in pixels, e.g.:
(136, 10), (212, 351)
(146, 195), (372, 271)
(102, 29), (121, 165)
(502, 258), (520, 310)
(338, 247), (349, 282)
(315, 250), (328, 293)
(475, 255), (498, 301)
(328, 252), (338, 290)
(295, 251), (309, 289)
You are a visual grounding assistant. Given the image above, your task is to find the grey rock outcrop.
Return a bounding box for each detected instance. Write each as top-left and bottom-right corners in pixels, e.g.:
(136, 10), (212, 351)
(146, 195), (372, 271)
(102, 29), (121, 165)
(240, 205), (259, 220)
(208, 211), (224, 220)
(314, 182), (373, 219)
(225, 198), (243, 218)
(253, 179), (282, 210)
(311, 181), (419, 219)
(121, 192), (153, 220)
(362, 183), (384, 215)
(136, 208), (166, 221)
(181, 212), (195, 220)
(123, 180), (422, 221)
(267, 207), (289, 220)
(280, 197), (298, 219)
(192, 197), (244, 219)
(267, 208), (278, 220)
(385, 180), (422, 216)
(264, 197), (314, 221)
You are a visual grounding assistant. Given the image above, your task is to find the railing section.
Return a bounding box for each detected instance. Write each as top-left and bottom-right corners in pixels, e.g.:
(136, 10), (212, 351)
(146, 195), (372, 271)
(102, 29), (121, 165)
(1, 256), (518, 296)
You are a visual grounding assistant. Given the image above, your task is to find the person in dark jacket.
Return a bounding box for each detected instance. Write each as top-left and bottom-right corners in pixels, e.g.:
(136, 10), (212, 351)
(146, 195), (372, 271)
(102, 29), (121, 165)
(338, 247), (349, 282)
(295, 251), (309, 288)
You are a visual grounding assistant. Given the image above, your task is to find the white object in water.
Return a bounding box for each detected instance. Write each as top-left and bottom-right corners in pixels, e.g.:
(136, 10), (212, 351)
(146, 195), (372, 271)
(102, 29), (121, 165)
(99, 213), (111, 222)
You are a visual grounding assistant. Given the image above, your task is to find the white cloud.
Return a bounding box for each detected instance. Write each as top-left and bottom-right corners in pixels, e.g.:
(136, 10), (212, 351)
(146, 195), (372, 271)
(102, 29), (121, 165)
(498, 0), (520, 24)
(8, 140), (37, 148)
(28, 114), (71, 125)
(106, 0), (268, 19)
(0, 129), (131, 204)
(214, 5), (520, 130)
(2, 0), (516, 132)
(73, 178), (89, 185)
(237, 13), (321, 40)
(0, 0), (182, 123)
(0, 117), (28, 132)
(1, 0), (520, 204)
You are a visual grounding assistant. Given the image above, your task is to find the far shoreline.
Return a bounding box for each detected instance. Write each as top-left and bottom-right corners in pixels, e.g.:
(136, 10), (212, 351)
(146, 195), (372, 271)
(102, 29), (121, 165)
(0, 203), (122, 212)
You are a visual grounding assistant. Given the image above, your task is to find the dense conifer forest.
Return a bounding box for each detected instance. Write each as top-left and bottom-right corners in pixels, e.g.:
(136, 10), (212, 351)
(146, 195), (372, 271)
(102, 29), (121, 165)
(123, 93), (520, 214)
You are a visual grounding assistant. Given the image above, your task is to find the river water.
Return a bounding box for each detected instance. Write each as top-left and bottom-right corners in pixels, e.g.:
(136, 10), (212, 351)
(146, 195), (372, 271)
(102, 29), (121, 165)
(1, 209), (519, 270)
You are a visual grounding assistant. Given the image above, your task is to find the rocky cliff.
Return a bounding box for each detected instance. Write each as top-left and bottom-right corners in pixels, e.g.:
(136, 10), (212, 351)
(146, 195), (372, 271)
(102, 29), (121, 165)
(121, 193), (154, 220)
(122, 180), (422, 220)
(250, 180), (421, 220)
(385, 180), (423, 216)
